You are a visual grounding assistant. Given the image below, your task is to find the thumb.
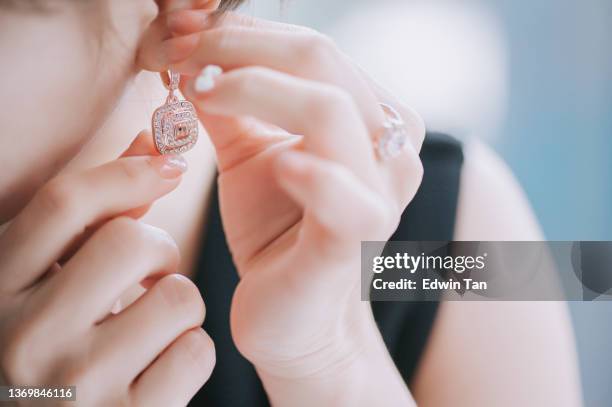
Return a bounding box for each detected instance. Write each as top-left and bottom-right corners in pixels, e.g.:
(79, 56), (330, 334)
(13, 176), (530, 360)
(119, 130), (160, 219)
(120, 130), (159, 158)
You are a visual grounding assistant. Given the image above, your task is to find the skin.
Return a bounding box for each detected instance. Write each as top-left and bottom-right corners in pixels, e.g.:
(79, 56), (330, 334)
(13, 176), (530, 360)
(0, 1), (582, 406)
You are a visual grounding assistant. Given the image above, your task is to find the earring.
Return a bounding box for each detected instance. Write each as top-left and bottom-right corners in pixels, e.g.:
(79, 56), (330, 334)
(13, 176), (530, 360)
(151, 70), (198, 155)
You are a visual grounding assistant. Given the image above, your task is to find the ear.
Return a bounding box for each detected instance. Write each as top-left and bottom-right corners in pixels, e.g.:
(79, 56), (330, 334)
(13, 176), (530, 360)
(137, 0), (221, 72)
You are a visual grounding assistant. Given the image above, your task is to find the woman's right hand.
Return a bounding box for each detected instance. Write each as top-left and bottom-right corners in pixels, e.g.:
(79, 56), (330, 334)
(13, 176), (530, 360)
(0, 132), (215, 406)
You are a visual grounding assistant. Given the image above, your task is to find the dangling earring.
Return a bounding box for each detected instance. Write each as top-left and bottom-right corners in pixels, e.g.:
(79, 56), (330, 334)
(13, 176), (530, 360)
(151, 70), (198, 155)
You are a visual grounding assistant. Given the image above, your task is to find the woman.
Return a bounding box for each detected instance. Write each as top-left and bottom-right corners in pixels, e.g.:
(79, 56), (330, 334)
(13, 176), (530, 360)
(0, 0), (582, 406)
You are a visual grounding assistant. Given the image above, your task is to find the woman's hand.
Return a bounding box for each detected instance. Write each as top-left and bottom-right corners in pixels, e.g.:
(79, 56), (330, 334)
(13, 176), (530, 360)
(164, 11), (424, 406)
(0, 133), (215, 407)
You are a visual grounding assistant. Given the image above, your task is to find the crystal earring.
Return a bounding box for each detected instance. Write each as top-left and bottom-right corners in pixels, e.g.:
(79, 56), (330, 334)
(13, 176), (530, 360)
(151, 70), (198, 155)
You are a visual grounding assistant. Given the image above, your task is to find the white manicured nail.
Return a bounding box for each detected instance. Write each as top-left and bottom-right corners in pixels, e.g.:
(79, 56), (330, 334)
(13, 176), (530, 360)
(195, 76), (215, 92)
(194, 65), (223, 93)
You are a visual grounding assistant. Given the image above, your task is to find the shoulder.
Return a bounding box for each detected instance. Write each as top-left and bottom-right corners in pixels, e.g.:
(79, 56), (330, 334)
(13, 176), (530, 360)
(454, 139), (543, 240)
(410, 140), (582, 406)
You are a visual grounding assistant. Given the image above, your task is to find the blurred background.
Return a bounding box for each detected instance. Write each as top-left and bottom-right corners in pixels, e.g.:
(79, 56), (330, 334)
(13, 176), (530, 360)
(241, 0), (612, 404)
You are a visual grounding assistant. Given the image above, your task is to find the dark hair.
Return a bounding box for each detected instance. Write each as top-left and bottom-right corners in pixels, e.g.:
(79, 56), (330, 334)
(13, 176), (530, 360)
(219, 0), (246, 11)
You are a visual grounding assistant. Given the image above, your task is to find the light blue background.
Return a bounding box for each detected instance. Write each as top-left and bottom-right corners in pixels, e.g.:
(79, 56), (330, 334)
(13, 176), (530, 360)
(482, 3), (611, 404)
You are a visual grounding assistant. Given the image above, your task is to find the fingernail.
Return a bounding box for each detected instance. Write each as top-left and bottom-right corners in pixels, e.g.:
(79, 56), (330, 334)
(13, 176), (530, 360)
(194, 65), (223, 93)
(153, 154), (188, 179)
(110, 299), (122, 315)
(142, 223), (179, 249)
(185, 328), (209, 359)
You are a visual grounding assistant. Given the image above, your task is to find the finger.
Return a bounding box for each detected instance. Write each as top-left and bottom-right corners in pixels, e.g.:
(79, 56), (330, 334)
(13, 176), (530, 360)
(140, 33), (202, 73)
(168, 12), (426, 158)
(35, 218), (181, 330)
(356, 65), (426, 152)
(165, 6), (292, 37)
(120, 130), (159, 158)
(119, 130), (160, 219)
(131, 328), (215, 407)
(96, 274), (206, 386)
(183, 66), (379, 184)
(0, 154), (187, 292)
(169, 9), (309, 38)
(171, 24), (315, 75)
(53, 131), (162, 262)
(172, 25), (386, 133)
(138, 1), (219, 72)
(177, 12), (425, 151)
(167, 11), (424, 159)
(274, 151), (394, 247)
(166, 9), (214, 36)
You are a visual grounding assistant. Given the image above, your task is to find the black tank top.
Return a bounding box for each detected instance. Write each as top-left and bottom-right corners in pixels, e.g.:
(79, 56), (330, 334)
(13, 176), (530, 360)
(191, 133), (464, 406)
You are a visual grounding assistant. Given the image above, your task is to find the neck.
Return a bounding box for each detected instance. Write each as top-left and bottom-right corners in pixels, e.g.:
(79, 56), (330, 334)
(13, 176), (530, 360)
(66, 71), (217, 275)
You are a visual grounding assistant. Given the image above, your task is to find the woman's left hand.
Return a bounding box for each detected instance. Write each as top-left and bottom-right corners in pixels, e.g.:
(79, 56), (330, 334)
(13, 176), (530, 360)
(150, 9), (424, 403)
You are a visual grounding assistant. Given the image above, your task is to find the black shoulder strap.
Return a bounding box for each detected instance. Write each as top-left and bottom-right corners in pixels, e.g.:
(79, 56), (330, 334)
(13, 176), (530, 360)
(371, 132), (464, 386)
(191, 190), (269, 406)
(393, 132), (464, 241)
